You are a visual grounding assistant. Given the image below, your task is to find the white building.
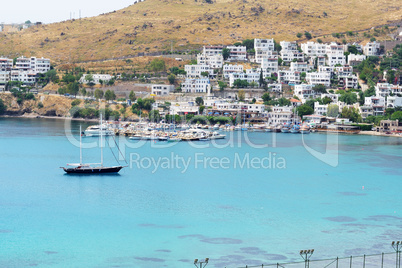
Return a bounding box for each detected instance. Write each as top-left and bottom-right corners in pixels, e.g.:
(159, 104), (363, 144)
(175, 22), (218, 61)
(280, 41), (298, 51)
(184, 64), (213, 78)
(268, 83), (282, 93)
(306, 72), (331, 87)
(151, 84), (174, 96)
(363, 42), (381, 56)
(223, 64), (244, 79)
(278, 70), (301, 85)
(314, 102), (328, 116)
(0, 71), (10, 91)
(268, 106), (293, 125)
(11, 69), (36, 84)
(301, 42), (327, 57)
(363, 96), (386, 116)
(375, 83), (402, 98)
(33, 57), (51, 73)
(290, 62), (310, 73)
(318, 66), (334, 74)
(335, 66), (353, 77)
(208, 102), (265, 114)
(294, 84), (315, 101)
(348, 54), (366, 66)
(0, 58), (13, 72)
(254, 39), (275, 63)
(181, 78), (211, 93)
(80, 74), (112, 84)
(261, 58), (278, 73)
(338, 75), (358, 89)
(326, 43), (346, 66)
(169, 102), (199, 115)
(280, 41), (304, 63)
(227, 46), (247, 61)
(203, 45), (223, 56)
(197, 54), (223, 69)
(386, 96), (402, 108)
(16, 56), (50, 73)
(229, 72), (260, 87)
(280, 50), (304, 63)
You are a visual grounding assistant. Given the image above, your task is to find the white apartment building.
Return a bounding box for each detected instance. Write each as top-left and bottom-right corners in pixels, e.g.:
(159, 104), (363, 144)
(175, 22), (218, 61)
(80, 74), (112, 84)
(290, 62), (310, 73)
(301, 42), (327, 57)
(280, 50), (304, 62)
(11, 70), (36, 84)
(33, 57), (51, 73)
(223, 64), (244, 79)
(363, 42), (380, 56)
(254, 39), (275, 63)
(227, 46), (247, 61)
(0, 58), (13, 72)
(319, 66), (334, 74)
(151, 84), (174, 96)
(247, 68), (270, 79)
(348, 54), (366, 66)
(16, 56), (50, 73)
(326, 43), (346, 66)
(15, 57), (31, 71)
(268, 106), (293, 125)
(261, 58), (279, 73)
(338, 75), (358, 89)
(280, 41), (298, 51)
(363, 96), (386, 116)
(386, 96), (402, 108)
(197, 54), (223, 69)
(181, 78), (211, 93)
(375, 83), (402, 98)
(278, 70), (301, 85)
(184, 64), (213, 78)
(335, 66), (353, 77)
(280, 41), (304, 63)
(294, 84), (315, 101)
(0, 71), (10, 91)
(268, 83), (282, 93)
(306, 72), (331, 87)
(203, 45), (223, 56)
(169, 102), (199, 115)
(229, 72), (260, 87)
(314, 102), (328, 116)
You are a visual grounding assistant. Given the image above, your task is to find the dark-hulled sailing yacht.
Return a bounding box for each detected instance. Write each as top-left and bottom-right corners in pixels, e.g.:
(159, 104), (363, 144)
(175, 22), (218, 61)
(61, 114), (124, 174)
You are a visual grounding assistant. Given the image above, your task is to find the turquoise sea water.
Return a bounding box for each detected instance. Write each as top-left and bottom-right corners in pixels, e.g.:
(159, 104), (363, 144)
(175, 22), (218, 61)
(0, 117), (402, 268)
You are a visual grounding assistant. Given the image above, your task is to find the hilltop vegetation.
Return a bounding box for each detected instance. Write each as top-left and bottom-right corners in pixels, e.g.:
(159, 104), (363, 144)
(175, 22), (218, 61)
(0, 0), (400, 64)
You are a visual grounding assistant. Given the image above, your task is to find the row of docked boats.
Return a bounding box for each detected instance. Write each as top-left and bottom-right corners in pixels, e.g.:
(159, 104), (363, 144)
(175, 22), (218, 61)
(83, 121), (312, 138)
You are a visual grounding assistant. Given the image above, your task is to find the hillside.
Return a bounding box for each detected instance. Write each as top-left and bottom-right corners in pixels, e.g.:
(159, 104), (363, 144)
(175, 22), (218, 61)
(0, 0), (401, 64)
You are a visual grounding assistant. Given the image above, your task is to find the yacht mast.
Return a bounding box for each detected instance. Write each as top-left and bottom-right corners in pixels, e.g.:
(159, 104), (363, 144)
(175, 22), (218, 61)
(80, 125), (82, 165)
(100, 113), (103, 167)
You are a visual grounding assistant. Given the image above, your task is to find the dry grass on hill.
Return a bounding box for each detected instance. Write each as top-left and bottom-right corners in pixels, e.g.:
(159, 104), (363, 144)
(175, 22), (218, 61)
(0, 0), (400, 66)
